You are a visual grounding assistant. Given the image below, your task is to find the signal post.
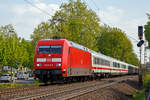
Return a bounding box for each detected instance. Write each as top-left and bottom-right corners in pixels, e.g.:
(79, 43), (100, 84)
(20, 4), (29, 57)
(137, 26), (144, 87)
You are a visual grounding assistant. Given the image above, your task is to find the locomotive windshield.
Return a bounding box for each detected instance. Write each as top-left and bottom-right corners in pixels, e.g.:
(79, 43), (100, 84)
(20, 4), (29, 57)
(38, 45), (62, 54)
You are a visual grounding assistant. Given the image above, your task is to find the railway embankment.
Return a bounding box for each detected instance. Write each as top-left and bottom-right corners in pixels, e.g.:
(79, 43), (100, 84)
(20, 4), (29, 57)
(133, 71), (150, 100)
(70, 76), (140, 100)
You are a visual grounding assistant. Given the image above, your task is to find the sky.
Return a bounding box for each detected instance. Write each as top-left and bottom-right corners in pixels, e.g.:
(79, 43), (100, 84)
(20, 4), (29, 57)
(0, 0), (150, 63)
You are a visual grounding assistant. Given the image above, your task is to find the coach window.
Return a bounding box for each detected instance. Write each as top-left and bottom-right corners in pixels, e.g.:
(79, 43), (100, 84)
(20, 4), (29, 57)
(100, 59), (102, 65)
(95, 57), (97, 64)
(107, 61), (110, 66)
(104, 60), (106, 65)
(102, 60), (104, 65)
(116, 63), (118, 68)
(105, 60), (108, 66)
(99, 58), (102, 65)
(123, 64), (125, 68)
(101, 59), (103, 65)
(100, 58), (102, 65)
(123, 65), (126, 69)
(115, 63), (118, 68)
(113, 62), (115, 67)
(96, 57), (98, 65)
(118, 63), (120, 68)
(104, 60), (106, 66)
(93, 57), (96, 64)
(97, 58), (100, 65)
(114, 62), (116, 67)
(96, 58), (98, 65)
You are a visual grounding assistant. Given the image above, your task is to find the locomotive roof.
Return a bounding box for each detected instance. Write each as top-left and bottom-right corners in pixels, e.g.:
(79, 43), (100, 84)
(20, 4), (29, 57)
(41, 39), (89, 51)
(68, 41), (89, 52)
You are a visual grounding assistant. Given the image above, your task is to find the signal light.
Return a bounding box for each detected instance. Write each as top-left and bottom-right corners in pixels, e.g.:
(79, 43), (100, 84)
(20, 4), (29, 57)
(137, 40), (144, 47)
(138, 26), (143, 40)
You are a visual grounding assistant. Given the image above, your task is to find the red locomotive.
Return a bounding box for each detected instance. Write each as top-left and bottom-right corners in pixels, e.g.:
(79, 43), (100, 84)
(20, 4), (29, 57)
(33, 39), (138, 83)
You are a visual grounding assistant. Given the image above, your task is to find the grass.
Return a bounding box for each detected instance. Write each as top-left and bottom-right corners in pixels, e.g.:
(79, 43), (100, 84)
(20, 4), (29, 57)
(143, 71), (150, 88)
(133, 90), (145, 100)
(0, 80), (43, 90)
(133, 71), (150, 100)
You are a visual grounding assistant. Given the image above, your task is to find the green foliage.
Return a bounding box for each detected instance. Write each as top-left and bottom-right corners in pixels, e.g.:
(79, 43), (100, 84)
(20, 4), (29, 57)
(31, 22), (52, 49)
(31, 0), (101, 51)
(0, 83), (21, 90)
(0, 82), (43, 90)
(133, 90), (145, 100)
(97, 25), (139, 66)
(0, 24), (33, 69)
(144, 13), (150, 48)
(133, 71), (150, 100)
(143, 71), (150, 88)
(31, 0), (139, 66)
(0, 0), (139, 70)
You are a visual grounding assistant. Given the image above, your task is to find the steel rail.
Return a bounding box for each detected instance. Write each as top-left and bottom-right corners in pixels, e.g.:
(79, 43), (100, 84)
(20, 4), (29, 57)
(12, 79), (129, 100)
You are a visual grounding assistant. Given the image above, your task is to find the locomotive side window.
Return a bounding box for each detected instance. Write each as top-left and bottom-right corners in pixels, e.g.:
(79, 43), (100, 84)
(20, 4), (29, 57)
(38, 45), (62, 54)
(68, 47), (70, 54)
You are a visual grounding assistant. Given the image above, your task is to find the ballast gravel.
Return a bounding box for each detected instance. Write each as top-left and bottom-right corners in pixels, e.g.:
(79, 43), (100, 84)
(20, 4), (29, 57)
(71, 76), (140, 100)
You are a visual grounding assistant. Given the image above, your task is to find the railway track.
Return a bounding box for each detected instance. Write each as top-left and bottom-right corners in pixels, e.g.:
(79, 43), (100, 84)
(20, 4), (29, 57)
(0, 75), (137, 100)
(0, 80), (102, 100)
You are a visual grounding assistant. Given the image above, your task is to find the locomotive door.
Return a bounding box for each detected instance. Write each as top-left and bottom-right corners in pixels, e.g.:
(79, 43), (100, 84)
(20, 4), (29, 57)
(68, 47), (72, 76)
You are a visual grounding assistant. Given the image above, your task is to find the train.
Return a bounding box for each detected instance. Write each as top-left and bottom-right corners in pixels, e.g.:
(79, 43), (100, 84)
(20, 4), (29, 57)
(33, 39), (138, 83)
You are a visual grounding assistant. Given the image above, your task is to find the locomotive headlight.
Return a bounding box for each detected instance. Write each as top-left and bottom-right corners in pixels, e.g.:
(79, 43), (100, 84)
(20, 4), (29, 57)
(37, 64), (42, 66)
(56, 63), (61, 66)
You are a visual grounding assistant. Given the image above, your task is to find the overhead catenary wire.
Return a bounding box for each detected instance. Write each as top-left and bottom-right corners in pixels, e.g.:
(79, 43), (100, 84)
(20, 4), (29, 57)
(126, 34), (139, 42)
(90, 0), (100, 11)
(82, 0), (140, 43)
(83, 0), (147, 63)
(60, 0), (64, 4)
(24, 0), (140, 43)
(81, 0), (139, 45)
(24, 0), (53, 17)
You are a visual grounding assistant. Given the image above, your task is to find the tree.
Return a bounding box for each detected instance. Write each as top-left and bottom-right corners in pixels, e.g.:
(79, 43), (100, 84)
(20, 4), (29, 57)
(31, 22), (53, 49)
(97, 25), (139, 65)
(144, 13), (150, 48)
(31, 0), (139, 66)
(0, 24), (34, 69)
(31, 0), (101, 51)
(0, 24), (17, 67)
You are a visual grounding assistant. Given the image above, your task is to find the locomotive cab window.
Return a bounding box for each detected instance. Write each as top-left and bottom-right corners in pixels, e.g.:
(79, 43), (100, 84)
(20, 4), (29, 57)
(38, 45), (62, 54)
